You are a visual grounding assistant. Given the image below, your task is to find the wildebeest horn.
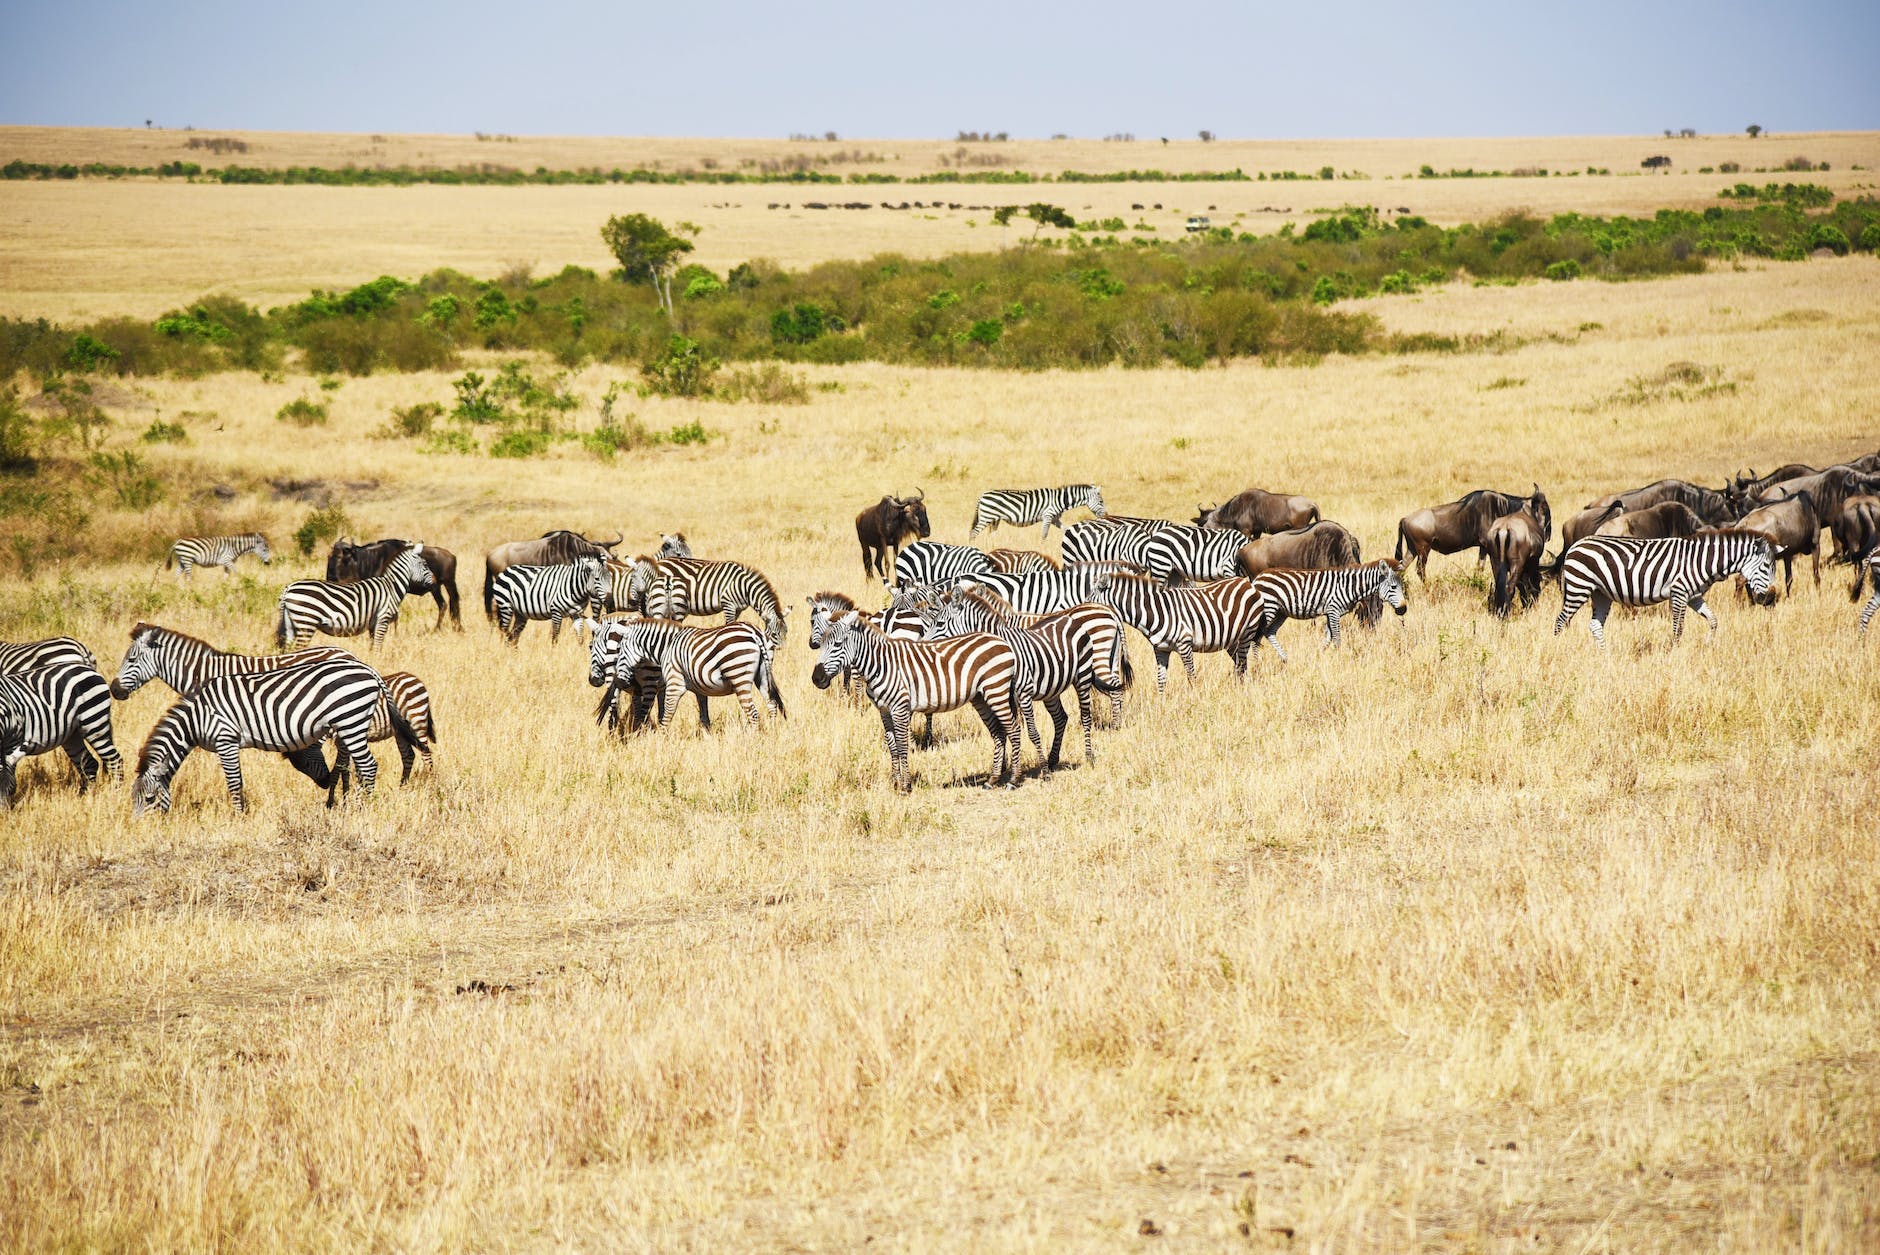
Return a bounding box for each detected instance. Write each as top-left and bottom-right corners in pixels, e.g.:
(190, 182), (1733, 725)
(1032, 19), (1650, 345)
(594, 530), (624, 549)
(1532, 483), (1541, 498)
(914, 486), (926, 500)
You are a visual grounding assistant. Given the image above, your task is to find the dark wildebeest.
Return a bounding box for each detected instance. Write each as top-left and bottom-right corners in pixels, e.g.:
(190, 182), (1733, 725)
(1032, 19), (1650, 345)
(1395, 487), (1543, 582)
(1486, 498), (1553, 618)
(1732, 464), (1816, 499)
(1193, 489), (1319, 538)
(1236, 520), (1380, 627)
(1831, 496), (1880, 587)
(328, 537), (462, 631)
(855, 491), (930, 580)
(1735, 489), (1823, 594)
(1756, 466), (1880, 526)
(1583, 479), (1740, 527)
(483, 530), (622, 619)
(1593, 501), (1708, 540)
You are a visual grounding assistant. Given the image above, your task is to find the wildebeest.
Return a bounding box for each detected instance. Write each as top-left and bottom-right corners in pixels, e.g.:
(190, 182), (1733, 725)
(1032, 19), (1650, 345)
(1583, 479), (1739, 527)
(1193, 489), (1319, 538)
(1592, 501), (1707, 540)
(1755, 466), (1880, 530)
(483, 529), (622, 619)
(1486, 498), (1553, 618)
(855, 491), (930, 580)
(1734, 489), (1823, 594)
(1236, 520), (1380, 627)
(1831, 495), (1880, 589)
(1732, 464), (1816, 499)
(328, 537), (462, 631)
(1395, 486), (1544, 582)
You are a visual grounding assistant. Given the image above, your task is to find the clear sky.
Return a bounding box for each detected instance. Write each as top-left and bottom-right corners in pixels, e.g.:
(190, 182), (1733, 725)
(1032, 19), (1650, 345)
(3, 0), (1875, 139)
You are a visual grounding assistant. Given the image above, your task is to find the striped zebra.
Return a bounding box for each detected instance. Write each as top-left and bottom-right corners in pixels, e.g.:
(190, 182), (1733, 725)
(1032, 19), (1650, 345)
(277, 542), (435, 650)
(1860, 552), (1880, 633)
(0, 663), (122, 807)
(957, 561), (1147, 616)
(131, 657), (403, 814)
(806, 589), (928, 648)
(109, 623), (437, 782)
(1247, 561), (1408, 661)
(892, 540), (996, 590)
(630, 557), (788, 640)
(986, 548), (1060, 575)
(917, 589), (1128, 770)
(1061, 517), (1165, 567)
(1142, 524), (1248, 585)
(490, 557), (607, 645)
(1553, 531), (1774, 645)
(811, 611), (1022, 791)
(0, 636), (97, 674)
(167, 532), (272, 580)
(969, 484), (1106, 540)
(588, 618), (784, 732)
(1096, 572), (1268, 691)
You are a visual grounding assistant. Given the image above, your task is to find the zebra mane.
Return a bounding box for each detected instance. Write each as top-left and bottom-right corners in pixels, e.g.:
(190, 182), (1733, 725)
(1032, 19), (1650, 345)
(129, 621), (223, 653)
(809, 590), (859, 612)
(951, 585), (1017, 621)
(135, 700), (193, 777)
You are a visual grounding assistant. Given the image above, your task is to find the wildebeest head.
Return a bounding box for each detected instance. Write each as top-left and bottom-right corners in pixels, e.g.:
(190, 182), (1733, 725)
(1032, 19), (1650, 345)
(899, 489), (932, 540)
(1192, 503), (1217, 528)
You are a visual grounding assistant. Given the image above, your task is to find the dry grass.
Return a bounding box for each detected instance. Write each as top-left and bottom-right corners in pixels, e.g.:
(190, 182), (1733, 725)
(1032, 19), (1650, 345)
(3, 127), (1878, 321)
(0, 248), (1877, 1248)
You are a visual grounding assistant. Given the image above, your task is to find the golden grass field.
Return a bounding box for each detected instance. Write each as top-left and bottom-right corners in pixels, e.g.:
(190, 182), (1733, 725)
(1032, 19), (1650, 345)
(2, 130), (1879, 1249)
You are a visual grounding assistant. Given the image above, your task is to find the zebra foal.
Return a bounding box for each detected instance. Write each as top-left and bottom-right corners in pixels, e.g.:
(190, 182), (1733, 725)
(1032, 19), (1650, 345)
(969, 484), (1106, 540)
(0, 663), (122, 807)
(1553, 532), (1774, 645)
(277, 542), (435, 650)
(588, 618), (784, 732)
(1248, 560), (1407, 661)
(490, 557), (607, 645)
(167, 533), (271, 580)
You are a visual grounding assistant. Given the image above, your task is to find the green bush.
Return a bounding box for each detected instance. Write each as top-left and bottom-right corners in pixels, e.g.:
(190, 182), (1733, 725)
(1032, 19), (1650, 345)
(66, 332), (120, 372)
(140, 418), (188, 443)
(380, 401), (441, 438)
(490, 429), (556, 458)
(1860, 224), (1880, 252)
(293, 505), (348, 556)
(276, 396), (328, 426)
(0, 387), (37, 470)
(421, 428), (479, 456)
(965, 318), (1004, 345)
(1310, 276), (1338, 305)
(641, 335), (718, 397)
(1809, 224), (1850, 255)
(716, 363), (810, 403)
(87, 450), (164, 509)
(1544, 258), (1582, 280)
(770, 303), (830, 344)
(667, 420), (709, 446)
(582, 414), (656, 458)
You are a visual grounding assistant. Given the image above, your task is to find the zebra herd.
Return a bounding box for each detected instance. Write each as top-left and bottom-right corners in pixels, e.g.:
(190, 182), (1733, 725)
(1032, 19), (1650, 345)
(1, 453), (1875, 808)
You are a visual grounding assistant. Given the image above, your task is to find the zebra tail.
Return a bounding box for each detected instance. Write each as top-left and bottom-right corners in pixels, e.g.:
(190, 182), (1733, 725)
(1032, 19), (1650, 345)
(164, 548), (175, 570)
(757, 634), (787, 718)
(275, 600), (290, 649)
(383, 676), (422, 749)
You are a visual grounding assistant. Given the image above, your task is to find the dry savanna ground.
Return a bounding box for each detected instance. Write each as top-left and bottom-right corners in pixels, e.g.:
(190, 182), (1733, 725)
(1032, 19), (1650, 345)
(2, 127), (1878, 321)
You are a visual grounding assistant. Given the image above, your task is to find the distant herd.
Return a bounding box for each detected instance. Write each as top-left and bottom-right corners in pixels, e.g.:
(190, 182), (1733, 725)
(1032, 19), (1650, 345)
(3, 448), (1877, 809)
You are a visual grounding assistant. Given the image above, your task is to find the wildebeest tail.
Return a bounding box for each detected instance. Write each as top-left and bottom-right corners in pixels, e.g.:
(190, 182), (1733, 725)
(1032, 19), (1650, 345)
(482, 566), (497, 621)
(1490, 539), (1513, 617)
(1394, 521), (1405, 562)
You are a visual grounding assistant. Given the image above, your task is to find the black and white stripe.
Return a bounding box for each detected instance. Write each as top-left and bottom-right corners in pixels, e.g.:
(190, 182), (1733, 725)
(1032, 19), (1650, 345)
(109, 623), (435, 782)
(1096, 573), (1271, 691)
(0, 663), (122, 807)
(957, 561), (1145, 616)
(986, 548), (1060, 575)
(1248, 561), (1408, 661)
(131, 657), (391, 813)
(1141, 524), (1248, 585)
(630, 557), (788, 640)
(167, 532), (272, 579)
(588, 617), (784, 732)
(490, 557), (607, 644)
(1060, 517), (1165, 567)
(892, 540), (996, 590)
(811, 612), (1021, 791)
(278, 542), (435, 649)
(1860, 552), (1880, 633)
(0, 636), (97, 674)
(969, 484), (1106, 539)
(1554, 531), (1775, 645)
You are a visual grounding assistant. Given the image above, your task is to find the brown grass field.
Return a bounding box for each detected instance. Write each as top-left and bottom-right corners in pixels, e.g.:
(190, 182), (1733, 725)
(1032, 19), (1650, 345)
(1, 130), (1879, 1250)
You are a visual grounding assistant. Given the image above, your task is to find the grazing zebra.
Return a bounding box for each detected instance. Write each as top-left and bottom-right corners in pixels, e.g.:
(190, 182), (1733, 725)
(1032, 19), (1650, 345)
(277, 542), (436, 650)
(630, 557), (788, 640)
(0, 636), (97, 674)
(490, 557), (607, 645)
(0, 663), (122, 807)
(1860, 552), (1880, 633)
(1061, 517), (1164, 567)
(109, 623), (436, 782)
(917, 589), (1128, 770)
(1247, 561), (1408, 661)
(892, 540), (996, 590)
(167, 533), (272, 580)
(1142, 524), (1249, 585)
(1096, 573), (1269, 691)
(588, 618), (783, 732)
(1553, 531), (1775, 645)
(969, 484), (1107, 540)
(131, 657), (402, 814)
(986, 548), (1060, 575)
(811, 611), (1021, 791)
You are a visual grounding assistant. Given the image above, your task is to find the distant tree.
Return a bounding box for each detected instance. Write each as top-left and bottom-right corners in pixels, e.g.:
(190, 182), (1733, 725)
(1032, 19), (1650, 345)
(1747, 124), (1763, 138)
(1198, 130), (1216, 143)
(1641, 155), (1672, 172)
(993, 202), (1077, 243)
(600, 214), (698, 316)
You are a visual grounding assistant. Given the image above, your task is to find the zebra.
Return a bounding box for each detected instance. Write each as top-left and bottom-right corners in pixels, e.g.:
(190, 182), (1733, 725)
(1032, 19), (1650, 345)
(629, 557), (788, 640)
(1142, 524), (1248, 585)
(806, 589), (928, 649)
(916, 589), (1128, 771)
(166, 532), (272, 580)
(957, 562), (1148, 617)
(1553, 531), (1775, 645)
(588, 618), (784, 732)
(1096, 572), (1269, 692)
(277, 542), (436, 650)
(892, 540), (995, 590)
(108, 623), (437, 783)
(986, 548), (1060, 575)
(0, 636), (97, 674)
(0, 663), (122, 807)
(131, 657), (404, 814)
(1860, 552), (1880, 633)
(969, 484), (1106, 540)
(489, 557), (607, 645)
(1061, 517), (1164, 567)
(1247, 561), (1408, 661)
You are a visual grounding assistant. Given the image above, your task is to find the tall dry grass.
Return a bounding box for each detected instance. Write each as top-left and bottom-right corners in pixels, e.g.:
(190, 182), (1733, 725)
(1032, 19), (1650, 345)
(0, 257), (1877, 1249)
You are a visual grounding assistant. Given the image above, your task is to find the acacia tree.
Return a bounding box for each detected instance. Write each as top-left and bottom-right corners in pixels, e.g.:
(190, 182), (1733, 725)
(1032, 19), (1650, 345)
(992, 202), (1077, 243)
(1747, 124), (1763, 138)
(600, 214), (699, 316)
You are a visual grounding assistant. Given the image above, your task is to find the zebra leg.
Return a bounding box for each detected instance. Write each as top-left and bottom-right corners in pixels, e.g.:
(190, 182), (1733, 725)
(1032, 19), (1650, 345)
(661, 672), (687, 731)
(62, 733), (102, 792)
(1153, 649), (1171, 694)
(335, 724), (377, 797)
(884, 702), (912, 791)
(1862, 589), (1880, 633)
(549, 612), (563, 643)
(1042, 695), (1069, 772)
(1177, 639), (1197, 683)
(1588, 592), (1612, 646)
(1021, 694), (1044, 758)
(1692, 594), (1719, 633)
(695, 692), (713, 730)
(970, 695), (1013, 788)
(282, 744), (338, 806)
(1554, 581), (1586, 635)
(1325, 611), (1343, 648)
(1669, 591), (1689, 641)
(1074, 679), (1097, 764)
(393, 724), (417, 784)
(216, 742), (246, 813)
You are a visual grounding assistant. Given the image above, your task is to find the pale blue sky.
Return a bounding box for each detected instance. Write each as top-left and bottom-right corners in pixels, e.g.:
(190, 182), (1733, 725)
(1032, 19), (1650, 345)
(3, 0), (1874, 138)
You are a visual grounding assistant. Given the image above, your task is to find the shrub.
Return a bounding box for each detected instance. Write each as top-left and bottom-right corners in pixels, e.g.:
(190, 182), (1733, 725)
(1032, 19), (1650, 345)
(452, 371), (505, 422)
(380, 401), (441, 439)
(1310, 276), (1338, 305)
(716, 363), (810, 403)
(965, 318), (1004, 345)
(421, 429), (479, 456)
(582, 414), (656, 458)
(276, 396), (328, 426)
(1719, 161), (1740, 173)
(641, 335), (718, 397)
(293, 505), (348, 556)
(489, 429), (556, 458)
(1378, 270), (1416, 294)
(1544, 258), (1582, 280)
(770, 303), (830, 344)
(1860, 224), (1880, 252)
(0, 387), (37, 470)
(66, 332), (120, 372)
(667, 420), (709, 446)
(1809, 224), (1850, 255)
(87, 449), (164, 509)
(1781, 155), (1816, 172)
(141, 418), (188, 443)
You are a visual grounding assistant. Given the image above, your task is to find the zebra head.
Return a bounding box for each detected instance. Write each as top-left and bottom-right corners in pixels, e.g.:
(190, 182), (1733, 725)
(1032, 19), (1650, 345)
(1738, 536), (1776, 601)
(1375, 559), (1408, 616)
(575, 556), (608, 607)
(252, 534), (273, 565)
(806, 595), (852, 648)
(1087, 485), (1107, 517)
(388, 542), (436, 592)
(110, 625), (162, 699)
(657, 533), (691, 559)
(811, 612), (861, 690)
(588, 619), (631, 687)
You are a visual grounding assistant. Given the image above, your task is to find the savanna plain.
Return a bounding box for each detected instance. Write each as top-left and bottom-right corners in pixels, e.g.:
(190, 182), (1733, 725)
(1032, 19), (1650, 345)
(1, 129), (1878, 1251)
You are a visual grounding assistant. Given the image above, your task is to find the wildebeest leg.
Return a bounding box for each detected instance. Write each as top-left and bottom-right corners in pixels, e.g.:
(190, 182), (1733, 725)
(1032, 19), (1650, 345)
(1811, 543), (1819, 588)
(1588, 591), (1613, 646)
(1041, 695), (1068, 771)
(917, 713), (935, 749)
(393, 724), (417, 783)
(1782, 555), (1793, 595)
(431, 586), (448, 631)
